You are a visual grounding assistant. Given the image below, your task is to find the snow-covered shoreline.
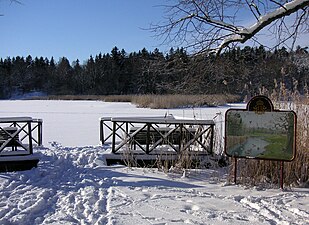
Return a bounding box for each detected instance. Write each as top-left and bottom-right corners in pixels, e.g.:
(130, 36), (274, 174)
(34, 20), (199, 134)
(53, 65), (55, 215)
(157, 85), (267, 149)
(0, 100), (307, 225)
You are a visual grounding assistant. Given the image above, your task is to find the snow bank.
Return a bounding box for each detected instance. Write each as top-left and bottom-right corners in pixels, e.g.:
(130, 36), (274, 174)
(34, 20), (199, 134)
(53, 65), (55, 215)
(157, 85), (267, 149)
(0, 100), (307, 225)
(0, 146), (307, 225)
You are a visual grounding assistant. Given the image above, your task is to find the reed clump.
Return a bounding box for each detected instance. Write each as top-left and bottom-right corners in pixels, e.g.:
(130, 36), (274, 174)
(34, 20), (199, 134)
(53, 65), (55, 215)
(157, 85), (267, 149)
(231, 82), (309, 188)
(32, 94), (241, 108)
(131, 94), (240, 109)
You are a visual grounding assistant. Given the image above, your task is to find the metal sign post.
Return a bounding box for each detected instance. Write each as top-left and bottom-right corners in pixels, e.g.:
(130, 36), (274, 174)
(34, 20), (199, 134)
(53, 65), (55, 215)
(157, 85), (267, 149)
(225, 96), (297, 189)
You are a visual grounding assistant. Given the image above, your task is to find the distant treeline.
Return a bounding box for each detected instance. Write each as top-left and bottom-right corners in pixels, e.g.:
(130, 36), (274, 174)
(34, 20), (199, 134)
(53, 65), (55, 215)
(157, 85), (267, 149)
(0, 46), (308, 99)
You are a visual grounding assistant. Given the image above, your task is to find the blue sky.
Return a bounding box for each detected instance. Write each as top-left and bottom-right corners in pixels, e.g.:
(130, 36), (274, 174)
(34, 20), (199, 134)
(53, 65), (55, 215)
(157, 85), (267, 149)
(0, 0), (167, 63)
(1, 0), (308, 64)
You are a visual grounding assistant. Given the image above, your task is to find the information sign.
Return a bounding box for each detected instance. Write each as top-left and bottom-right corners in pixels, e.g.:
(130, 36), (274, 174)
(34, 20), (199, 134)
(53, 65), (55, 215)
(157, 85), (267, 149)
(225, 96), (296, 161)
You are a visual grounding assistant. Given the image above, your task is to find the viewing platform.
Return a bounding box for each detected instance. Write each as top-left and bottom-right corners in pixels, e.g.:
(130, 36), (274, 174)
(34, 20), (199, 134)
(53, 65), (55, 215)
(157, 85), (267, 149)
(100, 115), (215, 166)
(0, 117), (43, 172)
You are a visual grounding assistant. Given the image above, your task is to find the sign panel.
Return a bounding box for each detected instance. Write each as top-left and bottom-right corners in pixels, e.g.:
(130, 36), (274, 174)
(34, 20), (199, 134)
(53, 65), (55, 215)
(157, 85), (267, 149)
(225, 96), (296, 161)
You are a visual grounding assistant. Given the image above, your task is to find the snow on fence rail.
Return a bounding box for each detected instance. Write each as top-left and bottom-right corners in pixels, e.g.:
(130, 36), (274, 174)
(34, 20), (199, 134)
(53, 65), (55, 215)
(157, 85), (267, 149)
(0, 117), (43, 156)
(100, 115), (215, 155)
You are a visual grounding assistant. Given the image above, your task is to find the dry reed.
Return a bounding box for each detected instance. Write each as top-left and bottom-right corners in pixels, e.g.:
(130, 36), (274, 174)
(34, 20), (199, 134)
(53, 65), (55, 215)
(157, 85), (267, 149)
(31, 94), (240, 108)
(131, 94), (240, 109)
(230, 81), (309, 188)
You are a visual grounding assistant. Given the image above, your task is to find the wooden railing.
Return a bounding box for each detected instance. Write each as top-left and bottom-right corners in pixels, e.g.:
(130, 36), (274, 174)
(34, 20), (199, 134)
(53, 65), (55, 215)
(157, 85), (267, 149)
(0, 117), (43, 156)
(100, 116), (215, 155)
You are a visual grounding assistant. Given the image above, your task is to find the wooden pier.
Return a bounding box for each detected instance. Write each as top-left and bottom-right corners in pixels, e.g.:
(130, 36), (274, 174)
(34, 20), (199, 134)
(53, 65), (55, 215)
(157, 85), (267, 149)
(100, 115), (215, 165)
(0, 117), (43, 172)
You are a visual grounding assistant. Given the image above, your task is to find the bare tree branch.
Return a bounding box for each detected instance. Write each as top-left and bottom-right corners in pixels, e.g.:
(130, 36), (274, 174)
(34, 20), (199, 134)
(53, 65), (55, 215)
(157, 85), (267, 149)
(0, 0), (22, 16)
(217, 0), (309, 54)
(151, 0), (309, 55)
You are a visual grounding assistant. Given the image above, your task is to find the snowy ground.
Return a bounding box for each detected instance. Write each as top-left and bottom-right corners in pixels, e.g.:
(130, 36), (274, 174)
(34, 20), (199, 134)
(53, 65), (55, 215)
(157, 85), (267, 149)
(0, 100), (308, 225)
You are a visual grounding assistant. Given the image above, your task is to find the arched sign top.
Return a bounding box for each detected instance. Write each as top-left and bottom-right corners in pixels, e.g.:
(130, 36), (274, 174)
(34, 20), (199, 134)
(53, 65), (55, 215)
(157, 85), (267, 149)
(247, 95), (274, 113)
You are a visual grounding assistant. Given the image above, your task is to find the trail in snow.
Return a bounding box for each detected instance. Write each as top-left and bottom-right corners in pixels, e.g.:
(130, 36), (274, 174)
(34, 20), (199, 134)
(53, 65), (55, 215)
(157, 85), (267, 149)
(0, 100), (308, 225)
(0, 146), (111, 225)
(1, 145), (307, 225)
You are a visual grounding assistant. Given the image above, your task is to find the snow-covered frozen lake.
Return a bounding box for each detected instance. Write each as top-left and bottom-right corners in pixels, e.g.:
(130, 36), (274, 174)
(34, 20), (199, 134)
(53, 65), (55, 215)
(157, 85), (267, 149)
(0, 100), (241, 147)
(0, 100), (307, 225)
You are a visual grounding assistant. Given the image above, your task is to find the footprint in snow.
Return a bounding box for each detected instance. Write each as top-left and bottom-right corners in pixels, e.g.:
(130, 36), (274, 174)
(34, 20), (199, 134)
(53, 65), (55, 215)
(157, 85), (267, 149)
(181, 204), (200, 213)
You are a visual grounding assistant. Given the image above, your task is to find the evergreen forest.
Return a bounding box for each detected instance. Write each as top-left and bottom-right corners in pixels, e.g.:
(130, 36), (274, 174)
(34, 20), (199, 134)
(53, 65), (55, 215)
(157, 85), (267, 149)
(0, 45), (308, 99)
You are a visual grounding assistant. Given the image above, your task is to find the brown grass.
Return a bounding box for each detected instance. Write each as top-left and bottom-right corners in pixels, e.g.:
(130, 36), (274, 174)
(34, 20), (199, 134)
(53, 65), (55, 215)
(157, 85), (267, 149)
(231, 82), (309, 188)
(131, 94), (240, 109)
(30, 95), (106, 101)
(30, 94), (135, 102)
(30, 94), (241, 108)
